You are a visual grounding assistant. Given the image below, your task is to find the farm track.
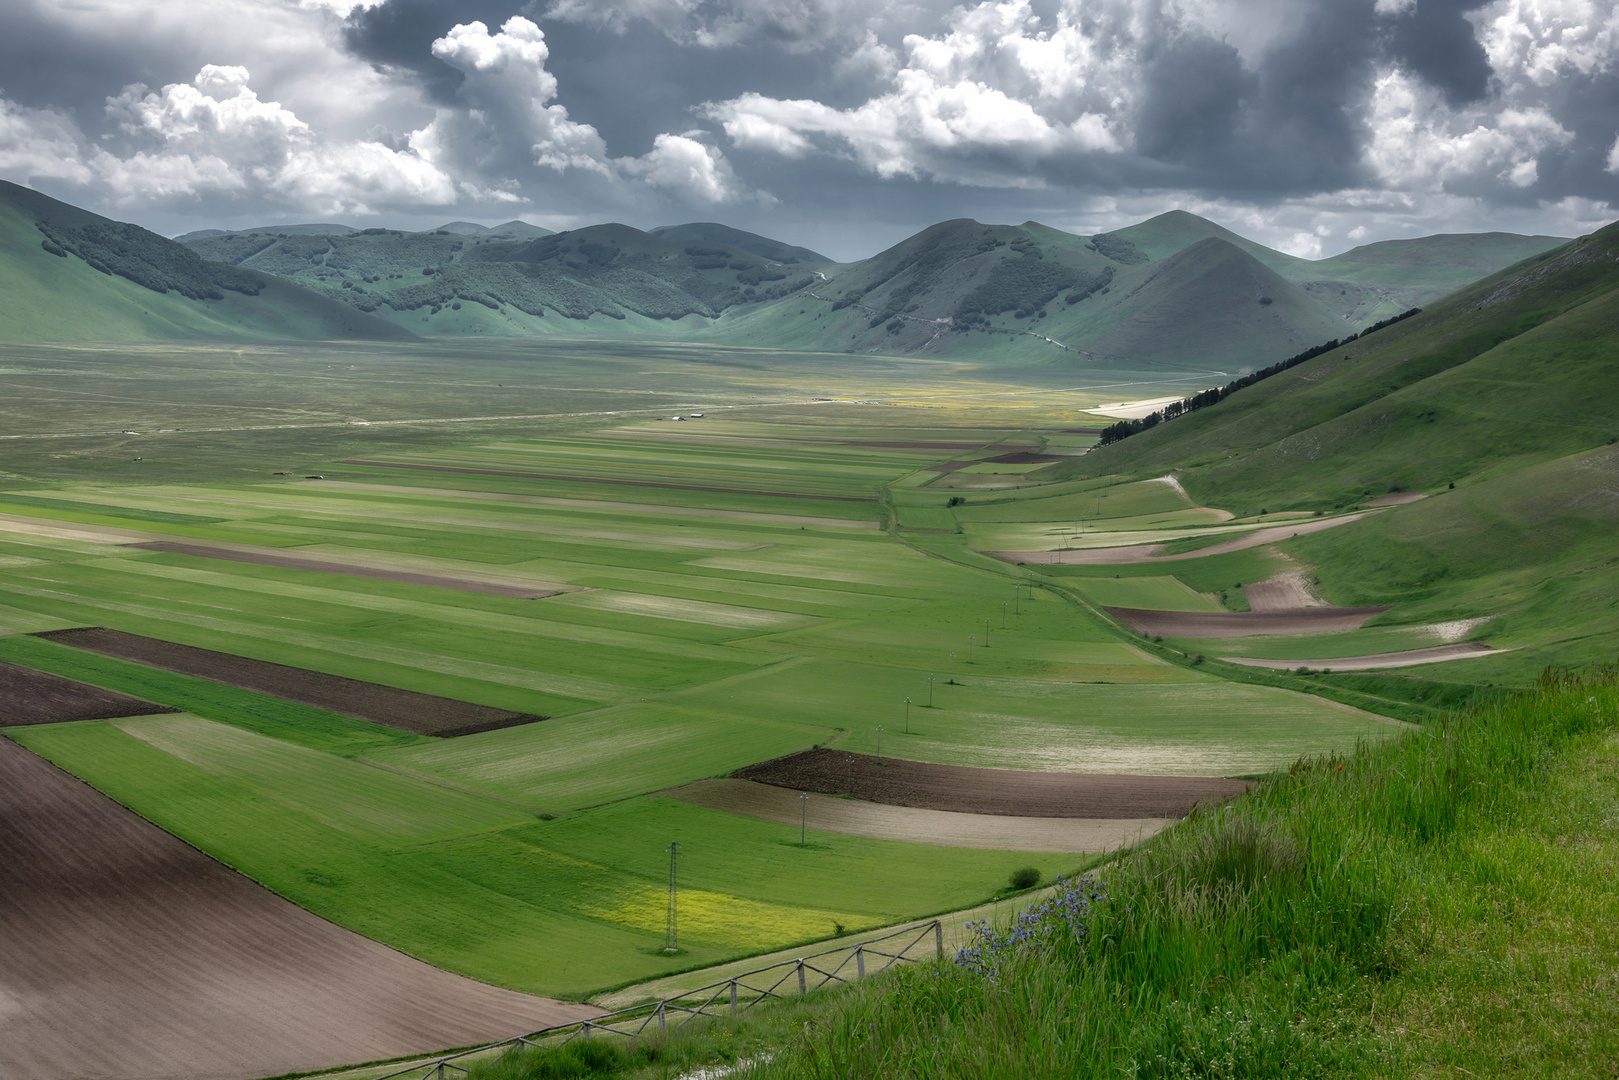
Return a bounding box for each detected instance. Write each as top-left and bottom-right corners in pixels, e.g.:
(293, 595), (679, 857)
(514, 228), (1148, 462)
(338, 460), (880, 502)
(734, 749), (1249, 818)
(666, 778), (1172, 852)
(987, 512), (1370, 565)
(33, 627), (545, 737)
(1105, 605), (1390, 639)
(1220, 643), (1503, 671)
(0, 660), (177, 725)
(127, 540), (568, 599)
(0, 737), (596, 1080)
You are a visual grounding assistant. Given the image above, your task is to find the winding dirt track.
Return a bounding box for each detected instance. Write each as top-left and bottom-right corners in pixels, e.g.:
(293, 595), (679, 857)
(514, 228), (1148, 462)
(988, 512), (1370, 565)
(667, 779), (1172, 852)
(0, 737), (595, 1080)
(0, 661), (177, 725)
(34, 627), (545, 737)
(734, 749), (1248, 818)
(1220, 643), (1502, 671)
(1105, 605), (1389, 639)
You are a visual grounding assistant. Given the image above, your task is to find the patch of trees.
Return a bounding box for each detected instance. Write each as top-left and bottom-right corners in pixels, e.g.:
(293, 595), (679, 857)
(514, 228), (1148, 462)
(954, 255), (1085, 323)
(36, 218), (262, 299)
(1065, 266), (1114, 304)
(1096, 307), (1423, 446)
(1088, 233), (1149, 265)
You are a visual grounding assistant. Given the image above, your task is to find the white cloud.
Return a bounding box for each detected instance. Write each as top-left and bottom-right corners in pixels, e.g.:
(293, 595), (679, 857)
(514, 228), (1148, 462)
(1607, 134), (1619, 174)
(0, 100), (96, 185)
(1364, 68), (1573, 193)
(1476, 0), (1619, 86)
(708, 1), (1128, 185)
(626, 132), (761, 203)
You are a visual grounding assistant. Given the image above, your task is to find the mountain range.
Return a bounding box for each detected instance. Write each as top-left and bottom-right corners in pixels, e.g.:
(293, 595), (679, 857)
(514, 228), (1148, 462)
(0, 180), (1569, 370)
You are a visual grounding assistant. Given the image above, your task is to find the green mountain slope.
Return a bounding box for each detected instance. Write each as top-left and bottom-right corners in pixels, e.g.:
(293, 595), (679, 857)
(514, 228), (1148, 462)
(1052, 220), (1619, 678)
(648, 222), (828, 263)
(162, 198), (1562, 367)
(180, 220), (827, 336)
(0, 182), (411, 343)
(1063, 223), (1619, 506)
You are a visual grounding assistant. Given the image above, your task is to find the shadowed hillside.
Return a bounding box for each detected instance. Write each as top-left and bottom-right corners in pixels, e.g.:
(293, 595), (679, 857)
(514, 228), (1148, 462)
(0, 182), (412, 343)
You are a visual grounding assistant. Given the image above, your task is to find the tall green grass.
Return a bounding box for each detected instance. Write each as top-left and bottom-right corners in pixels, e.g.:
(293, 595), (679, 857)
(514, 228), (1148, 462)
(477, 669), (1616, 1078)
(735, 668), (1616, 1078)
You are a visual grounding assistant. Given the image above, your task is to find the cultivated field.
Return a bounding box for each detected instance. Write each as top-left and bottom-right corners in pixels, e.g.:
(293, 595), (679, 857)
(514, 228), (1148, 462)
(0, 338), (1453, 1072)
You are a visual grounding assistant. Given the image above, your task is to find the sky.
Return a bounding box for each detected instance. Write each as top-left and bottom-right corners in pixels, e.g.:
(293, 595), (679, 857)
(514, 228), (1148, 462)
(1, 0), (1615, 261)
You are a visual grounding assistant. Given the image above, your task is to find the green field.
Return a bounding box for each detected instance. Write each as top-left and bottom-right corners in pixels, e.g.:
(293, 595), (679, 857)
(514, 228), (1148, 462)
(0, 337), (1459, 1000)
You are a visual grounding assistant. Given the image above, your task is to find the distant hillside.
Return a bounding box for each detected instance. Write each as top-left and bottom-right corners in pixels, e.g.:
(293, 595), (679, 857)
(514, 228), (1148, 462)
(0, 182), (412, 343)
(648, 222), (828, 264)
(167, 201), (1563, 367)
(1059, 222), (1619, 508)
(181, 219), (830, 335)
(174, 223), (359, 242)
(1053, 218), (1619, 674)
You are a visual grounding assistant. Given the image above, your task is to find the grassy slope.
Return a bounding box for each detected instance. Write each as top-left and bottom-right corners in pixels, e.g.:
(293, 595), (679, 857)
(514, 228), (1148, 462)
(0, 182), (411, 343)
(1021, 222), (1619, 686)
(465, 673), (1618, 1080)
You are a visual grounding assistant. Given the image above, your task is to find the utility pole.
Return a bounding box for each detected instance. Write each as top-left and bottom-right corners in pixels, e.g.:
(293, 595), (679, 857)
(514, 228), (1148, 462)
(984, 618), (990, 645)
(664, 841), (679, 953)
(1014, 584), (1020, 615)
(876, 725), (884, 756)
(800, 793), (808, 846)
(948, 652), (956, 683)
(927, 674), (934, 707)
(1001, 601), (1007, 629)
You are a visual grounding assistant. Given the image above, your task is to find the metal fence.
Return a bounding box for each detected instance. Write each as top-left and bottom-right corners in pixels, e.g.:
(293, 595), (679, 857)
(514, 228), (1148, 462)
(375, 920), (944, 1080)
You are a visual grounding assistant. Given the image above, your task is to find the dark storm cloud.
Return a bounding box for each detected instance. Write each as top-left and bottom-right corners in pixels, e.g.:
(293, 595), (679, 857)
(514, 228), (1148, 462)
(1382, 0), (1493, 106)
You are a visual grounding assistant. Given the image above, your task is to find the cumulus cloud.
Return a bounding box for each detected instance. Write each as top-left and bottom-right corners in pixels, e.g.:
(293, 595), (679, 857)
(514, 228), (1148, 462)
(625, 131), (763, 202)
(423, 16), (612, 175)
(545, 0), (890, 50)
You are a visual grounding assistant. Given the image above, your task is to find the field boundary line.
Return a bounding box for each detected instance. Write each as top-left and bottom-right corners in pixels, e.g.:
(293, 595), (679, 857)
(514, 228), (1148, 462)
(370, 921), (942, 1080)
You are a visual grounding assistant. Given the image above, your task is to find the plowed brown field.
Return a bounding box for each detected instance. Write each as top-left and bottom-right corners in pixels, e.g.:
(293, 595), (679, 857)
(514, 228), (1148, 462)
(0, 662), (177, 726)
(33, 627), (544, 737)
(733, 749), (1248, 817)
(0, 737), (595, 1080)
(667, 778), (1173, 852)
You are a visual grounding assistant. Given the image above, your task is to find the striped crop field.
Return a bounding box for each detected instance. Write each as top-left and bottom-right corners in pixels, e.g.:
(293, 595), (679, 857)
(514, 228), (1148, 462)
(0, 409), (1402, 997)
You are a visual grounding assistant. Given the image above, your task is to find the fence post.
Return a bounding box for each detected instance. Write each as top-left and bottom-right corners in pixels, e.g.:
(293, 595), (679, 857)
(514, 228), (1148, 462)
(730, 980), (737, 1014)
(581, 1022), (591, 1042)
(797, 960), (806, 996)
(855, 946), (865, 979)
(934, 920), (943, 959)
(658, 1002), (666, 1033)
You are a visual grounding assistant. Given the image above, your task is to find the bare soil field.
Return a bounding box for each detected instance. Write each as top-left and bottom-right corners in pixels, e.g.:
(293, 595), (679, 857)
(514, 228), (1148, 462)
(1220, 643), (1502, 671)
(985, 452), (1064, 465)
(128, 540), (566, 599)
(33, 627), (545, 737)
(1243, 573), (1326, 612)
(0, 661), (177, 726)
(0, 737), (594, 1080)
(1105, 606), (1389, 638)
(666, 778), (1172, 853)
(733, 749), (1249, 818)
(338, 460), (878, 502)
(989, 513), (1370, 565)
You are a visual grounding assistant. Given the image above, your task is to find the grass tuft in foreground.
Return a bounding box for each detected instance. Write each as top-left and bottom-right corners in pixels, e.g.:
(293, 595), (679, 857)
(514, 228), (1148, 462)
(476, 668), (1619, 1078)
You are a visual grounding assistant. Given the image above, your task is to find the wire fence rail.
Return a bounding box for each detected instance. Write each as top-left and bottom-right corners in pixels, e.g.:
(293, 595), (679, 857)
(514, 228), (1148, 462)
(375, 921), (944, 1080)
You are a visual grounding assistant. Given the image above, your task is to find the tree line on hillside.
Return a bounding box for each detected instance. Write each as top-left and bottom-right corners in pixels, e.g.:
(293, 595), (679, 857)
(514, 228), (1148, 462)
(1096, 307), (1423, 446)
